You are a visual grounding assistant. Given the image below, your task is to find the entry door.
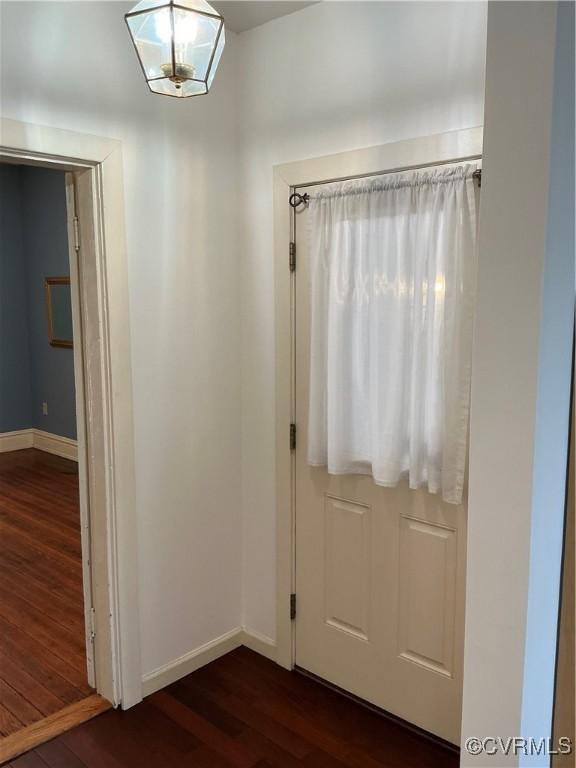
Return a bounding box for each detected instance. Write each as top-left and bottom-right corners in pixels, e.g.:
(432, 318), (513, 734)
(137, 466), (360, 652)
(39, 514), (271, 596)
(294, 181), (467, 746)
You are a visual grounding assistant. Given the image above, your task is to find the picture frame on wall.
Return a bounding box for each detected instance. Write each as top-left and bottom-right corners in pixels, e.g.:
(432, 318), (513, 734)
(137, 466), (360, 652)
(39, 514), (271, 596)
(44, 276), (73, 349)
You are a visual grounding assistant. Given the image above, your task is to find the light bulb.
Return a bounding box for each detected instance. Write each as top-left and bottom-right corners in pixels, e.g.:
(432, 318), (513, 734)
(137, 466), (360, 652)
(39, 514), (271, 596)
(154, 9), (198, 46)
(175, 14), (198, 45)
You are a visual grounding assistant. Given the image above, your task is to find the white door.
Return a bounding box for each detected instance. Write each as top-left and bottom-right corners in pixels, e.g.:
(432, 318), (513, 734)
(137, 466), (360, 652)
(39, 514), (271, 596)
(294, 181), (467, 746)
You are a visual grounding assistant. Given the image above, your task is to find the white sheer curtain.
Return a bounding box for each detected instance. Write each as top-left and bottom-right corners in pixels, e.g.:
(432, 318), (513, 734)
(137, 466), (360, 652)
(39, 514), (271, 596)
(307, 163), (479, 505)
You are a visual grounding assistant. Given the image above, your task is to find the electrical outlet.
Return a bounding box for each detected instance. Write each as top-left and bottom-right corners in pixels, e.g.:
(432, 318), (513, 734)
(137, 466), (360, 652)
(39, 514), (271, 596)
(42, 402), (48, 415)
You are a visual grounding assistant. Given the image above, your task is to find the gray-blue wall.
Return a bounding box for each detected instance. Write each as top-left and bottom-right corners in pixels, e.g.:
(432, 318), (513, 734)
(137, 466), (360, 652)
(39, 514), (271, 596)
(0, 164), (77, 439)
(0, 165), (33, 431)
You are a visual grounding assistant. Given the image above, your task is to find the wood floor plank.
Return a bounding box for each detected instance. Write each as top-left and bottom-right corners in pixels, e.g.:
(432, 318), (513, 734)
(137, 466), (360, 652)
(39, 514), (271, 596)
(68, 713), (161, 768)
(0, 682), (43, 729)
(34, 740), (88, 768)
(0, 524), (81, 577)
(237, 727), (304, 768)
(0, 570), (84, 634)
(0, 481), (80, 525)
(60, 730), (126, 768)
(8, 752), (49, 768)
(176, 674), (312, 759)
(117, 699), (200, 755)
(190, 658), (365, 766)
(0, 584), (85, 652)
(150, 690), (260, 768)
(170, 680), (247, 738)
(0, 518), (84, 584)
(0, 704), (24, 738)
(0, 653), (67, 717)
(0, 555), (84, 608)
(0, 618), (89, 705)
(0, 586), (87, 671)
(185, 745), (238, 768)
(0, 507), (82, 561)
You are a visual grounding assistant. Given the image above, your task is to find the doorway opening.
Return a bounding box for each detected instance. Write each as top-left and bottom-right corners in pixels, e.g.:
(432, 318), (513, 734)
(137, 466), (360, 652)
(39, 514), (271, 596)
(0, 161), (109, 756)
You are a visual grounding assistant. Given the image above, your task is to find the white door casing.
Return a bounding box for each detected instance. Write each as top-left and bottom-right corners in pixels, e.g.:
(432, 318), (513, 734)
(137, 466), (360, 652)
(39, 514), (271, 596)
(0, 118), (142, 708)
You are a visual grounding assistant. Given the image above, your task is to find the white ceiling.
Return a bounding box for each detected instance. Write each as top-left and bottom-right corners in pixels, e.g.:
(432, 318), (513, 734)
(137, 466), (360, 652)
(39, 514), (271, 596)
(211, 1), (317, 33)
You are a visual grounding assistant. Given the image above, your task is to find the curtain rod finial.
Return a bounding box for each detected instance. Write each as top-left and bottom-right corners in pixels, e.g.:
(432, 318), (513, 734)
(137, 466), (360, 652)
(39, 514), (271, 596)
(289, 192), (310, 210)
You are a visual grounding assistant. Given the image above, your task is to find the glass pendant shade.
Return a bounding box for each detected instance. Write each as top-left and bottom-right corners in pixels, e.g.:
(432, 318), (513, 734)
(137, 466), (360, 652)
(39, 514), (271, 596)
(125, 0), (225, 98)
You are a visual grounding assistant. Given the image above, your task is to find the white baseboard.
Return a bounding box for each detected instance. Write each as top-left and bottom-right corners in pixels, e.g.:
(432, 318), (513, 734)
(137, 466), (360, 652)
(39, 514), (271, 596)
(32, 430), (78, 461)
(0, 429), (34, 453)
(0, 429), (77, 461)
(141, 627), (244, 697)
(241, 628), (277, 662)
(140, 627), (279, 698)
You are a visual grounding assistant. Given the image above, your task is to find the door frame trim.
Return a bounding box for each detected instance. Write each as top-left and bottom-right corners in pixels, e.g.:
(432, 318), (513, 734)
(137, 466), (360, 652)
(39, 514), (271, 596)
(272, 126), (484, 669)
(0, 117), (142, 708)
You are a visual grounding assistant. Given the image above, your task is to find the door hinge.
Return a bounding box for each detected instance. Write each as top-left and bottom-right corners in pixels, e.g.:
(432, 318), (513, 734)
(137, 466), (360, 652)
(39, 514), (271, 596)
(289, 242), (296, 272)
(73, 215), (80, 252)
(290, 423), (296, 451)
(89, 606), (96, 642)
(290, 593), (296, 620)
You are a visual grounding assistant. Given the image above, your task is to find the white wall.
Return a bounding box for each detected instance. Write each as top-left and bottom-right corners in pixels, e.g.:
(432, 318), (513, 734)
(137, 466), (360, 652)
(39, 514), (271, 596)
(0, 1), (243, 678)
(237, 0), (488, 640)
(461, 3), (574, 765)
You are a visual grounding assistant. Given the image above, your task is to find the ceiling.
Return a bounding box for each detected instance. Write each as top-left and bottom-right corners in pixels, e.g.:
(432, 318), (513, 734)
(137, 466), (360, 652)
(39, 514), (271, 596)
(211, 1), (318, 33)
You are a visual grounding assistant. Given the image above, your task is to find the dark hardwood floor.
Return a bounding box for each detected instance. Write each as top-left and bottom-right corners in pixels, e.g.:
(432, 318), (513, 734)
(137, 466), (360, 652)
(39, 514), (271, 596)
(0, 449), (92, 738)
(6, 647), (459, 767)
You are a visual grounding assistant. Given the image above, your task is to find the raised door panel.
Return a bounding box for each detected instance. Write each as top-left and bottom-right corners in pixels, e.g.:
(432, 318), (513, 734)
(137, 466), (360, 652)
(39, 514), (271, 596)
(397, 516), (457, 678)
(324, 496), (372, 642)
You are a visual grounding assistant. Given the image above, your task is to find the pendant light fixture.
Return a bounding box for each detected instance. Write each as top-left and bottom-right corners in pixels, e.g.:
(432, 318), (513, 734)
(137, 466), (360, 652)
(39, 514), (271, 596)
(125, 0), (225, 98)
